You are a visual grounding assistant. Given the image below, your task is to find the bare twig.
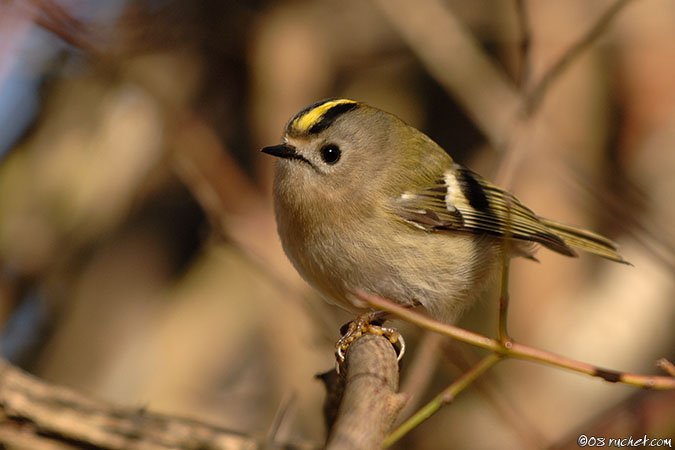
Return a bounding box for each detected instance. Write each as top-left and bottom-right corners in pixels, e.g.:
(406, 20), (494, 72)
(439, 343), (546, 450)
(525, 0), (635, 113)
(514, 0), (532, 89)
(35, 1), (100, 53)
(657, 358), (675, 377)
(266, 393), (298, 449)
(371, 0), (522, 148)
(325, 334), (408, 450)
(384, 353), (501, 448)
(497, 228), (513, 345)
(359, 291), (675, 390)
(396, 332), (443, 423)
(372, 0), (635, 150)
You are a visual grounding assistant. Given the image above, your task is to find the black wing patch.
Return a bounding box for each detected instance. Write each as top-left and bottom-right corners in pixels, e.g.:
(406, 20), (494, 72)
(456, 167), (490, 212)
(394, 165), (576, 257)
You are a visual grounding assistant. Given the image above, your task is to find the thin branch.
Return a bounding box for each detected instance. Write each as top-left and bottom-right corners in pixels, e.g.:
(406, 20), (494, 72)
(396, 332), (443, 424)
(438, 343), (546, 450)
(497, 269), (511, 343)
(514, 0), (532, 89)
(372, 0), (635, 146)
(657, 358), (675, 377)
(31, 0), (104, 57)
(497, 222), (513, 345)
(358, 291), (675, 390)
(371, 0), (522, 149)
(525, 0), (635, 113)
(384, 353), (501, 448)
(266, 393), (298, 449)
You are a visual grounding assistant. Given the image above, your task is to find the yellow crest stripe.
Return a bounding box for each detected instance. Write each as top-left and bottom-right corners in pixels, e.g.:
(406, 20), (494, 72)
(291, 99), (358, 134)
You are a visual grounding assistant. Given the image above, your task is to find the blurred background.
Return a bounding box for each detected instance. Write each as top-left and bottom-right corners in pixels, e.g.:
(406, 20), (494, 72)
(0, 0), (674, 448)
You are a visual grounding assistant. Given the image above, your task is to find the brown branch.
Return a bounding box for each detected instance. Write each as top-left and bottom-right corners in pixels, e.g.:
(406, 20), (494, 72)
(359, 292), (675, 390)
(371, 0), (522, 148)
(0, 335), (408, 450)
(324, 334), (407, 450)
(657, 359), (675, 377)
(372, 0), (634, 146)
(0, 359), (263, 450)
(30, 0), (104, 57)
(514, 0), (533, 89)
(525, 0), (635, 113)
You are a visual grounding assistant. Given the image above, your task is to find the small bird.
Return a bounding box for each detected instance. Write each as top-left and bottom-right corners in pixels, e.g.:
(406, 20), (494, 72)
(262, 98), (627, 342)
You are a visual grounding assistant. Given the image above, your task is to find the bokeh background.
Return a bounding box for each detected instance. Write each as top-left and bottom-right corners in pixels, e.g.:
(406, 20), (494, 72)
(1, 0), (674, 448)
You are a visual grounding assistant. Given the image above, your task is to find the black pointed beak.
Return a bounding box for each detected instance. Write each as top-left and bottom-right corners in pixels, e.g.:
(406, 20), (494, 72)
(261, 143), (298, 159)
(261, 143), (312, 166)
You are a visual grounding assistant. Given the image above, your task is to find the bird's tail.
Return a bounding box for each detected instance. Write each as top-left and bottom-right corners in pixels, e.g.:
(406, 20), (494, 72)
(540, 218), (630, 265)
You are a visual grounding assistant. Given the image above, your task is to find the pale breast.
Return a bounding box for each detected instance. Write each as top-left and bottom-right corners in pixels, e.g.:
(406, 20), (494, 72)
(277, 199), (502, 323)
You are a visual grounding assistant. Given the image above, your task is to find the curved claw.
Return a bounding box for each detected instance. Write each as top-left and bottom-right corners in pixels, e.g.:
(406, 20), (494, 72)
(334, 318), (405, 372)
(393, 332), (405, 362)
(336, 345), (346, 364)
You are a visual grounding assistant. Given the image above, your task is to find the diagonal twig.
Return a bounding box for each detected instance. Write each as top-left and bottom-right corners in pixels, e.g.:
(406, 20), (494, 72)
(514, 0), (532, 89)
(384, 353), (501, 448)
(525, 0), (635, 113)
(359, 291), (675, 390)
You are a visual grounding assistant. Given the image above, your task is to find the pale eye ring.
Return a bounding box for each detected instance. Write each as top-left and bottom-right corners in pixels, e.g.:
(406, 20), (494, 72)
(320, 144), (341, 165)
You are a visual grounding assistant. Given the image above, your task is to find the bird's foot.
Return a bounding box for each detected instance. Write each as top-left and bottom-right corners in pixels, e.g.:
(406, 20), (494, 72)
(335, 313), (405, 369)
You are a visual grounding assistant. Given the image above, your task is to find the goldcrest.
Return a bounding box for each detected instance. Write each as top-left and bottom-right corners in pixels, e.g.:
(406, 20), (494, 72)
(262, 99), (627, 323)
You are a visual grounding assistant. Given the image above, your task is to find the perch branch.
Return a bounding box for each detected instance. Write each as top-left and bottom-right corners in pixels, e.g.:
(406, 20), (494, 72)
(325, 334), (407, 450)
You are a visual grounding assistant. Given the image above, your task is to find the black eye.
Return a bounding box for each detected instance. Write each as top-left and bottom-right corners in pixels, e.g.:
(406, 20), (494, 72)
(320, 144), (341, 165)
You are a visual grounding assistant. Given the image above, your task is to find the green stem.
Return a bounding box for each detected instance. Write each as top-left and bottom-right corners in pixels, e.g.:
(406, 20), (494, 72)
(384, 353), (501, 448)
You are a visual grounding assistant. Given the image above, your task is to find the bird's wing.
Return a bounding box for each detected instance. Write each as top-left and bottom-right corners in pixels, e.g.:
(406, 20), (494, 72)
(392, 164), (577, 257)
